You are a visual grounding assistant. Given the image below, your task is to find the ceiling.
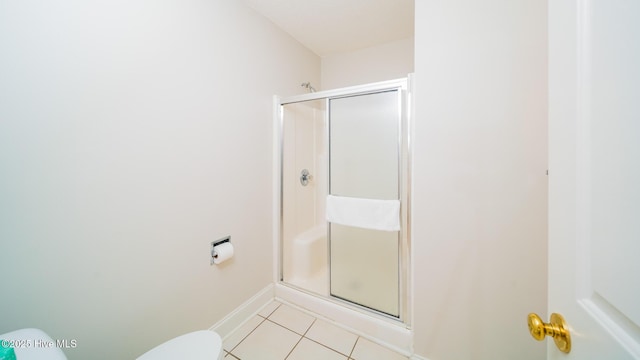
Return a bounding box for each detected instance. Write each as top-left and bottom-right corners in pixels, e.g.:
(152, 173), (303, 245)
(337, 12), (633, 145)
(243, 0), (414, 57)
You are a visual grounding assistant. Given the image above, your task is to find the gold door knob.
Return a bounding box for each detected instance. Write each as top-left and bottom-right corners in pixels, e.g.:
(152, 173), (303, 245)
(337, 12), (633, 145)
(527, 313), (571, 353)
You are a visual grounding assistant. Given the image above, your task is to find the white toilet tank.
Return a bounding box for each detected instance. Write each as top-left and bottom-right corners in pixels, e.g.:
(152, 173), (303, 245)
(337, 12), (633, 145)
(137, 330), (223, 360)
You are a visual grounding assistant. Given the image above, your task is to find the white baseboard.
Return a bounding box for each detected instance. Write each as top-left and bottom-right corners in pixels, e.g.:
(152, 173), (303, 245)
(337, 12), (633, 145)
(209, 284), (274, 339)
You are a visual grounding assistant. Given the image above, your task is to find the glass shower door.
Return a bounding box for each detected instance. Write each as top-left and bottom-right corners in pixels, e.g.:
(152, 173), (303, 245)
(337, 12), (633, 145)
(329, 90), (401, 317)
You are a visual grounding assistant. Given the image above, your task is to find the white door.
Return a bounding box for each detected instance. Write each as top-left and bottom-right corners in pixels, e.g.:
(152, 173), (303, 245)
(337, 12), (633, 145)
(548, 0), (640, 358)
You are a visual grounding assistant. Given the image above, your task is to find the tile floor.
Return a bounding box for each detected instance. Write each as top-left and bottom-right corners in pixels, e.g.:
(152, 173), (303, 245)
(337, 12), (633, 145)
(222, 301), (409, 360)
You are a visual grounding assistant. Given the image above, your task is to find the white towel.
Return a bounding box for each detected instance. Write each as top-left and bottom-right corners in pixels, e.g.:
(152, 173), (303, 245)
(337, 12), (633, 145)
(326, 195), (400, 232)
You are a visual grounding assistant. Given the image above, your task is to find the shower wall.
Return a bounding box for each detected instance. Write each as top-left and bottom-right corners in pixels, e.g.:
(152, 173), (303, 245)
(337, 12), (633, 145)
(281, 100), (327, 294)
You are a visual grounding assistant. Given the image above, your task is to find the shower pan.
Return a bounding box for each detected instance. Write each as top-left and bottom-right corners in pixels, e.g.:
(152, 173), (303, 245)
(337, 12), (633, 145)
(275, 78), (411, 327)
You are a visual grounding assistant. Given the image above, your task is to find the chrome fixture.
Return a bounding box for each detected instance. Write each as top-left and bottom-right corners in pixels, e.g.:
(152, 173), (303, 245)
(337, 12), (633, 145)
(301, 82), (316, 93)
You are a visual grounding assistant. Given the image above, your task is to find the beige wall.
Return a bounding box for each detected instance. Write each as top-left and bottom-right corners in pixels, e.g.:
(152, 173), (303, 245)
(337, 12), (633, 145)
(412, 1), (548, 359)
(321, 37), (414, 90)
(0, 1), (319, 359)
(0, 1), (550, 358)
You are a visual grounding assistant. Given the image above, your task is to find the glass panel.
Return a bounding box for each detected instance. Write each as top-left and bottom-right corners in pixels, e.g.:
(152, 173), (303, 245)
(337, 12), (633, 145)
(281, 99), (328, 296)
(330, 224), (399, 316)
(329, 91), (399, 199)
(329, 90), (400, 317)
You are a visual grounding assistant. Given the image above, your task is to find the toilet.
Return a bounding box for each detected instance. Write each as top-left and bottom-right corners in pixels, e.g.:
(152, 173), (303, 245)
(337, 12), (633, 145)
(137, 330), (223, 360)
(0, 328), (223, 360)
(0, 328), (67, 360)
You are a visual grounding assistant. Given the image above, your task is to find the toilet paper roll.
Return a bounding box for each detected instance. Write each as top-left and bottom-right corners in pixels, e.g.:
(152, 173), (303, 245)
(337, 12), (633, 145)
(213, 242), (234, 265)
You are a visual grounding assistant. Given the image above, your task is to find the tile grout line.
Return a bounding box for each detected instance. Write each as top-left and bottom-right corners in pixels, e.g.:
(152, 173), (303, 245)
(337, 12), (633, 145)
(264, 317), (307, 336)
(348, 336), (360, 359)
(283, 317), (315, 359)
(302, 318), (316, 337)
(303, 336), (353, 359)
(229, 302), (406, 360)
(226, 301), (282, 357)
(296, 316), (356, 359)
(224, 350), (240, 360)
(227, 315), (268, 356)
(301, 316), (355, 358)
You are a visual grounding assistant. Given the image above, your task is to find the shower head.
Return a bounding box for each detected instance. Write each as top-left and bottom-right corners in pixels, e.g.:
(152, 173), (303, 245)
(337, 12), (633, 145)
(301, 82), (316, 93)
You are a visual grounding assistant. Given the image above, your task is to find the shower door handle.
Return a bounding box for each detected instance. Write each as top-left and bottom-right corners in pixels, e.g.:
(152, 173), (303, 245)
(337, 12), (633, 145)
(300, 169), (312, 186)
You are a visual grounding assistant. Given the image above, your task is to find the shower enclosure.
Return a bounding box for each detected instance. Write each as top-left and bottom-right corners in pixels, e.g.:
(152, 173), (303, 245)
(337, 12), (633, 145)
(276, 78), (411, 323)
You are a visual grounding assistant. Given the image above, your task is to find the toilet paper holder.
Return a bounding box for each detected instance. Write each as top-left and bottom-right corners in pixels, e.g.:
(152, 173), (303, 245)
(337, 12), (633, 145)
(211, 236), (230, 265)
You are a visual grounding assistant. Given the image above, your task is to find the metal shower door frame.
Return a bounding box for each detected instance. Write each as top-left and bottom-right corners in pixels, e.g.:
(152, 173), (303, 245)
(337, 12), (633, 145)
(275, 76), (412, 325)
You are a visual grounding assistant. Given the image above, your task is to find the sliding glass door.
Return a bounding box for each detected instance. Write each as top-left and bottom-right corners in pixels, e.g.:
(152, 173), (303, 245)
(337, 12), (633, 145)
(328, 90), (401, 317)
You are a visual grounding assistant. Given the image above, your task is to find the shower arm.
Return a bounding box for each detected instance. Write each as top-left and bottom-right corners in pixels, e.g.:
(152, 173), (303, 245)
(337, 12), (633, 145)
(301, 82), (316, 93)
